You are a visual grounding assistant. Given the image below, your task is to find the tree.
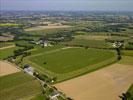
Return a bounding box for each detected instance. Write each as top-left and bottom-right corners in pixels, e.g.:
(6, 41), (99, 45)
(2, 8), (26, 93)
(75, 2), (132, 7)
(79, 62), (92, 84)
(113, 41), (123, 60)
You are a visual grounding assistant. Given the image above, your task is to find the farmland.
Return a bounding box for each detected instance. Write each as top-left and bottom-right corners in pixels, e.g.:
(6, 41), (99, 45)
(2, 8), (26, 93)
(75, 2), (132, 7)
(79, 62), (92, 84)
(0, 42), (14, 48)
(25, 47), (117, 82)
(0, 46), (22, 59)
(0, 72), (42, 100)
(0, 10), (133, 100)
(0, 61), (20, 76)
(127, 84), (133, 99)
(25, 25), (72, 31)
(62, 39), (112, 48)
(55, 63), (133, 100)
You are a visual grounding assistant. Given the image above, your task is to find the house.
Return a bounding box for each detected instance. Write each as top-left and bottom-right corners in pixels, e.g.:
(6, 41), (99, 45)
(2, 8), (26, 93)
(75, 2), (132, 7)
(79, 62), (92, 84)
(39, 39), (51, 47)
(29, 39), (51, 46)
(112, 41), (124, 48)
(49, 91), (60, 100)
(24, 64), (35, 76)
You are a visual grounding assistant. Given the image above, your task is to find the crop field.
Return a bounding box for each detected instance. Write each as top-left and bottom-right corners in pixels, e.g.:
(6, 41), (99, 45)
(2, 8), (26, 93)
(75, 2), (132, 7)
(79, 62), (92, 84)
(25, 25), (72, 31)
(0, 61), (20, 76)
(118, 56), (133, 65)
(0, 35), (14, 42)
(55, 63), (133, 100)
(25, 27), (75, 35)
(25, 47), (117, 82)
(122, 50), (133, 57)
(0, 23), (20, 27)
(74, 34), (130, 41)
(0, 72), (42, 100)
(74, 35), (109, 40)
(127, 84), (133, 99)
(62, 39), (112, 48)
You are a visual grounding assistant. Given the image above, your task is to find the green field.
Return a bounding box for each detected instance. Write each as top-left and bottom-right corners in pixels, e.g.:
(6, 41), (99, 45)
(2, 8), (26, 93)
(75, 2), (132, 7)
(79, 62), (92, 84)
(122, 50), (133, 57)
(119, 50), (133, 65)
(0, 72), (42, 100)
(127, 84), (133, 100)
(25, 47), (117, 82)
(62, 39), (112, 48)
(0, 23), (20, 27)
(0, 42), (14, 48)
(0, 46), (22, 59)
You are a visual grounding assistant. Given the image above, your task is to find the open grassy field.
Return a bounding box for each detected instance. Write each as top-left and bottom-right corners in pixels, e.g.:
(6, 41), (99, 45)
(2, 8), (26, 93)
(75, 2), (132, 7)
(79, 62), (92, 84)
(74, 34), (130, 41)
(0, 61), (20, 76)
(118, 56), (133, 65)
(55, 63), (133, 100)
(0, 72), (42, 100)
(25, 27), (75, 35)
(0, 23), (20, 27)
(122, 50), (133, 57)
(0, 42), (14, 48)
(24, 47), (117, 82)
(0, 46), (22, 59)
(127, 84), (133, 99)
(74, 35), (109, 40)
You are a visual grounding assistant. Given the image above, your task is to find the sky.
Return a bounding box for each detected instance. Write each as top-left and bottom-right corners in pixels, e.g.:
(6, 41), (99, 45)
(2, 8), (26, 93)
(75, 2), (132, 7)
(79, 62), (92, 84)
(1, 0), (133, 11)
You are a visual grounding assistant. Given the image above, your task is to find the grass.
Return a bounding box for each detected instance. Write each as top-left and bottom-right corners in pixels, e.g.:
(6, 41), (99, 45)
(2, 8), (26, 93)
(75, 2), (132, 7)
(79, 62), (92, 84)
(30, 45), (64, 55)
(26, 27), (74, 35)
(31, 48), (115, 73)
(0, 46), (22, 59)
(25, 47), (117, 82)
(0, 72), (42, 100)
(0, 42), (14, 48)
(122, 50), (133, 57)
(31, 94), (47, 100)
(0, 23), (20, 27)
(62, 39), (112, 48)
(127, 84), (133, 100)
(118, 56), (133, 65)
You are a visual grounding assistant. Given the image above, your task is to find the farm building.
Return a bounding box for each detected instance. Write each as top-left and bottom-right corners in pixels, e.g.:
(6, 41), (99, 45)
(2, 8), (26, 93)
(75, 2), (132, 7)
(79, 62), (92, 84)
(49, 91), (60, 100)
(24, 64), (35, 75)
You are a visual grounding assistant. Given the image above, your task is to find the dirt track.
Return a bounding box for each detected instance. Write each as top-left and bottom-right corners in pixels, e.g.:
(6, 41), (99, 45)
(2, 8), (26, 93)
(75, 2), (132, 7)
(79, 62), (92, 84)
(0, 61), (20, 76)
(55, 64), (133, 100)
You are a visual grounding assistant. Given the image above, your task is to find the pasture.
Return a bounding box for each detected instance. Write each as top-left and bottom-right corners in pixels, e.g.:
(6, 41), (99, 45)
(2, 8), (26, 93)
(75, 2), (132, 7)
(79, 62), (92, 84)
(0, 61), (20, 76)
(0, 42), (14, 48)
(0, 72), (42, 100)
(127, 84), (133, 99)
(55, 63), (133, 100)
(0, 46), (21, 59)
(62, 39), (112, 48)
(0, 23), (20, 27)
(25, 47), (117, 82)
(74, 35), (109, 40)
